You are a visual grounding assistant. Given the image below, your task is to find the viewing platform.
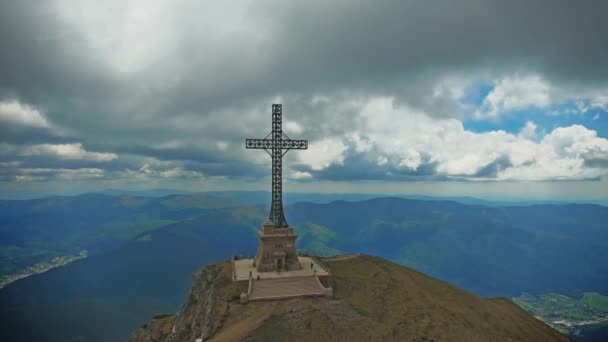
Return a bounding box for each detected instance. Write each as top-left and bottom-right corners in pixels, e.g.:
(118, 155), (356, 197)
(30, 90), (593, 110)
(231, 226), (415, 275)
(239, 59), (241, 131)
(233, 256), (329, 281)
(233, 256), (333, 303)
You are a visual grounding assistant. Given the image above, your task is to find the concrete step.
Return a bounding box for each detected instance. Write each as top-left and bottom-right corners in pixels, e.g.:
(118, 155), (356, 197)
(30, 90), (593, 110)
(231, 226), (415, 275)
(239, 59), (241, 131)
(249, 276), (325, 300)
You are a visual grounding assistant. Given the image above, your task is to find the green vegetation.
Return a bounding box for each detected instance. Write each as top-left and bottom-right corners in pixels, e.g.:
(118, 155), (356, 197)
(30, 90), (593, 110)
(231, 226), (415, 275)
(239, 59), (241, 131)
(512, 292), (608, 334)
(67, 216), (176, 246)
(0, 215), (176, 282)
(298, 222), (343, 257)
(159, 194), (236, 209)
(301, 222), (336, 243)
(0, 245), (60, 275)
(136, 234), (153, 242)
(304, 241), (342, 257)
(229, 205), (266, 223)
(582, 292), (608, 312)
(0, 250), (87, 289)
(399, 242), (449, 273)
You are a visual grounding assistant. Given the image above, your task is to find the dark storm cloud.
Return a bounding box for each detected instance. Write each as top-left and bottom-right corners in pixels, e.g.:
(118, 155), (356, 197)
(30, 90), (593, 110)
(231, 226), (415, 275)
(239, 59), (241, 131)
(0, 0), (607, 185)
(474, 155), (512, 178)
(0, 2), (119, 102)
(183, 160), (267, 178)
(111, 145), (226, 164)
(0, 124), (68, 145)
(583, 157), (608, 169)
(295, 154), (388, 181)
(117, 0), (608, 120)
(295, 150), (440, 181)
(0, 156), (109, 170)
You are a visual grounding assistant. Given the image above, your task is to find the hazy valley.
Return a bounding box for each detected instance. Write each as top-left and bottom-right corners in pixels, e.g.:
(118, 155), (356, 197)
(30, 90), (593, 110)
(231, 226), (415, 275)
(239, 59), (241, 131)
(1, 192), (607, 341)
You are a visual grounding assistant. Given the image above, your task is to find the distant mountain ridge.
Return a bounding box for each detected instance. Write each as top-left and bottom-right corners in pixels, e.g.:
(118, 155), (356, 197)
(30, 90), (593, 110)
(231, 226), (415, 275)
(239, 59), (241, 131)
(1, 193), (607, 340)
(5, 188), (607, 206)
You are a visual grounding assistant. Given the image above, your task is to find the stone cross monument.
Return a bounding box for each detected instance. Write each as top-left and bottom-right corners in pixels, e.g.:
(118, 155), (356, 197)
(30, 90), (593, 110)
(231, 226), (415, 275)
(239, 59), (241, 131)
(245, 104), (308, 271)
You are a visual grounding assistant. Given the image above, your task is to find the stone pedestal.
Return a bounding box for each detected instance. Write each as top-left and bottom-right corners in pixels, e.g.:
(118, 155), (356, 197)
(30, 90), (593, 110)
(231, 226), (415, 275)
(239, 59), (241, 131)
(254, 219), (302, 272)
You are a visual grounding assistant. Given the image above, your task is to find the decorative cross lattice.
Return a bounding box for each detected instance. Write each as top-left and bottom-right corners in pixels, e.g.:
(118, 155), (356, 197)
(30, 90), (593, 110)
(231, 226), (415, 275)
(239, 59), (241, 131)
(245, 104), (308, 228)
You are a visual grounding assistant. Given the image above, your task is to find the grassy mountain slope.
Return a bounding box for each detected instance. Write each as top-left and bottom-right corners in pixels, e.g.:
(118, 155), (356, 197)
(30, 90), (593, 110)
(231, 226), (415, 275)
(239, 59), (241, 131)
(132, 255), (568, 342)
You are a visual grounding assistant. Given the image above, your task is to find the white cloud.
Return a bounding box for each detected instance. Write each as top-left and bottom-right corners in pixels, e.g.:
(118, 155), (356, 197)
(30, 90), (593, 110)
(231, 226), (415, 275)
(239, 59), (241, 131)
(327, 96), (608, 181)
(0, 99), (49, 128)
(126, 161), (203, 180)
(431, 74), (468, 101)
(519, 121), (537, 140)
(287, 170), (312, 180)
(51, 0), (180, 74)
(349, 133), (373, 153)
(216, 141), (228, 151)
(398, 148), (422, 171)
(284, 121), (303, 135)
(591, 94), (608, 110)
(543, 125), (608, 159)
(297, 138), (347, 171)
(575, 101), (589, 113)
(15, 175), (35, 182)
(159, 167), (203, 179)
(16, 168), (104, 181)
(21, 143), (118, 161)
(138, 163), (153, 174)
(474, 75), (551, 119)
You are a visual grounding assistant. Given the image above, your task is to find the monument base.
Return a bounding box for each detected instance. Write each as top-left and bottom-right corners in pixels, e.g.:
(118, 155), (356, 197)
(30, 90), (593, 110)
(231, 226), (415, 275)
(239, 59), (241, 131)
(254, 219), (302, 272)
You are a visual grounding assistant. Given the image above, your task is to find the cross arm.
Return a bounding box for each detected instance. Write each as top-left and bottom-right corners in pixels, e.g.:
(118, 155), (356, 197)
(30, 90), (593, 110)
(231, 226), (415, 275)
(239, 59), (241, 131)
(281, 139), (308, 149)
(245, 138), (308, 150)
(245, 138), (273, 149)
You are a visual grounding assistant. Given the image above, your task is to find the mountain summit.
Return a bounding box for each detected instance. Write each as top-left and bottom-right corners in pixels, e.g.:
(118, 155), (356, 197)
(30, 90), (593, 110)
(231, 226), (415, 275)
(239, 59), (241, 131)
(131, 254), (567, 341)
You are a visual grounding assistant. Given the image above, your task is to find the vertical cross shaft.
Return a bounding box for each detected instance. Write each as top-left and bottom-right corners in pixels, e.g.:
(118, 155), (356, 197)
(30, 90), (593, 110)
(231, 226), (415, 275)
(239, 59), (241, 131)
(245, 104), (308, 228)
(270, 104), (286, 227)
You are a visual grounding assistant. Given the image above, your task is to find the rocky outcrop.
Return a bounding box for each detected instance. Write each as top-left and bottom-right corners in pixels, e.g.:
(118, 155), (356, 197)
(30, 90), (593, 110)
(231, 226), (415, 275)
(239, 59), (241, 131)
(130, 262), (245, 342)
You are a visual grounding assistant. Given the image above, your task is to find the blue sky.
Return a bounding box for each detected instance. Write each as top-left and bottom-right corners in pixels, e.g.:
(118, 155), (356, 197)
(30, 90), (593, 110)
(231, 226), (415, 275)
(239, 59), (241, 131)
(461, 79), (608, 137)
(1, 1), (608, 201)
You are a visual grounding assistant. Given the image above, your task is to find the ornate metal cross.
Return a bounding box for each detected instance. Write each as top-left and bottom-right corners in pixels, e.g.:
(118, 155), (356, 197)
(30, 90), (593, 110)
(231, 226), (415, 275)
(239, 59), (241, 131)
(245, 104), (308, 228)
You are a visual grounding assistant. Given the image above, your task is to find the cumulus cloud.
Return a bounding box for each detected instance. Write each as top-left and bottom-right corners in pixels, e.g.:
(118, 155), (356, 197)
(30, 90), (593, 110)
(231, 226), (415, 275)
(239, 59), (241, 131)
(287, 170), (312, 180)
(14, 168), (104, 181)
(475, 75), (551, 119)
(0, 143), (118, 162)
(297, 138), (347, 171)
(299, 96), (608, 181)
(22, 143), (118, 161)
(159, 167), (204, 179)
(0, 100), (49, 128)
(591, 94), (608, 110)
(519, 121), (537, 140)
(284, 121), (303, 135)
(544, 125), (608, 162)
(123, 160), (205, 180)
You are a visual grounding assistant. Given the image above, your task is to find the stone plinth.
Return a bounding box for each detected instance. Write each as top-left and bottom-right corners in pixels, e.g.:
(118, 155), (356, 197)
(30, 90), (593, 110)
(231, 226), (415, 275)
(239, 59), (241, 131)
(254, 219), (302, 272)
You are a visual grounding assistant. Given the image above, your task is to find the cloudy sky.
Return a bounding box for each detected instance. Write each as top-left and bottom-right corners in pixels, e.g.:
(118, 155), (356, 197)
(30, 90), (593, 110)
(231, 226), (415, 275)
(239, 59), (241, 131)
(1, 0), (608, 200)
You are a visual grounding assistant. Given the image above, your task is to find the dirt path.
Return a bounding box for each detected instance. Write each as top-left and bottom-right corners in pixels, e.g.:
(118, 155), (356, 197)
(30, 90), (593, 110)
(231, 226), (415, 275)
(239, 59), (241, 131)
(210, 303), (277, 342)
(325, 254), (360, 262)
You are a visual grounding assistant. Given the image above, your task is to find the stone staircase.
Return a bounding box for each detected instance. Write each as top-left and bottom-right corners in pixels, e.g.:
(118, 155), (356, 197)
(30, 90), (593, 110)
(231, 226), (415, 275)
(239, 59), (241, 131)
(249, 276), (327, 301)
